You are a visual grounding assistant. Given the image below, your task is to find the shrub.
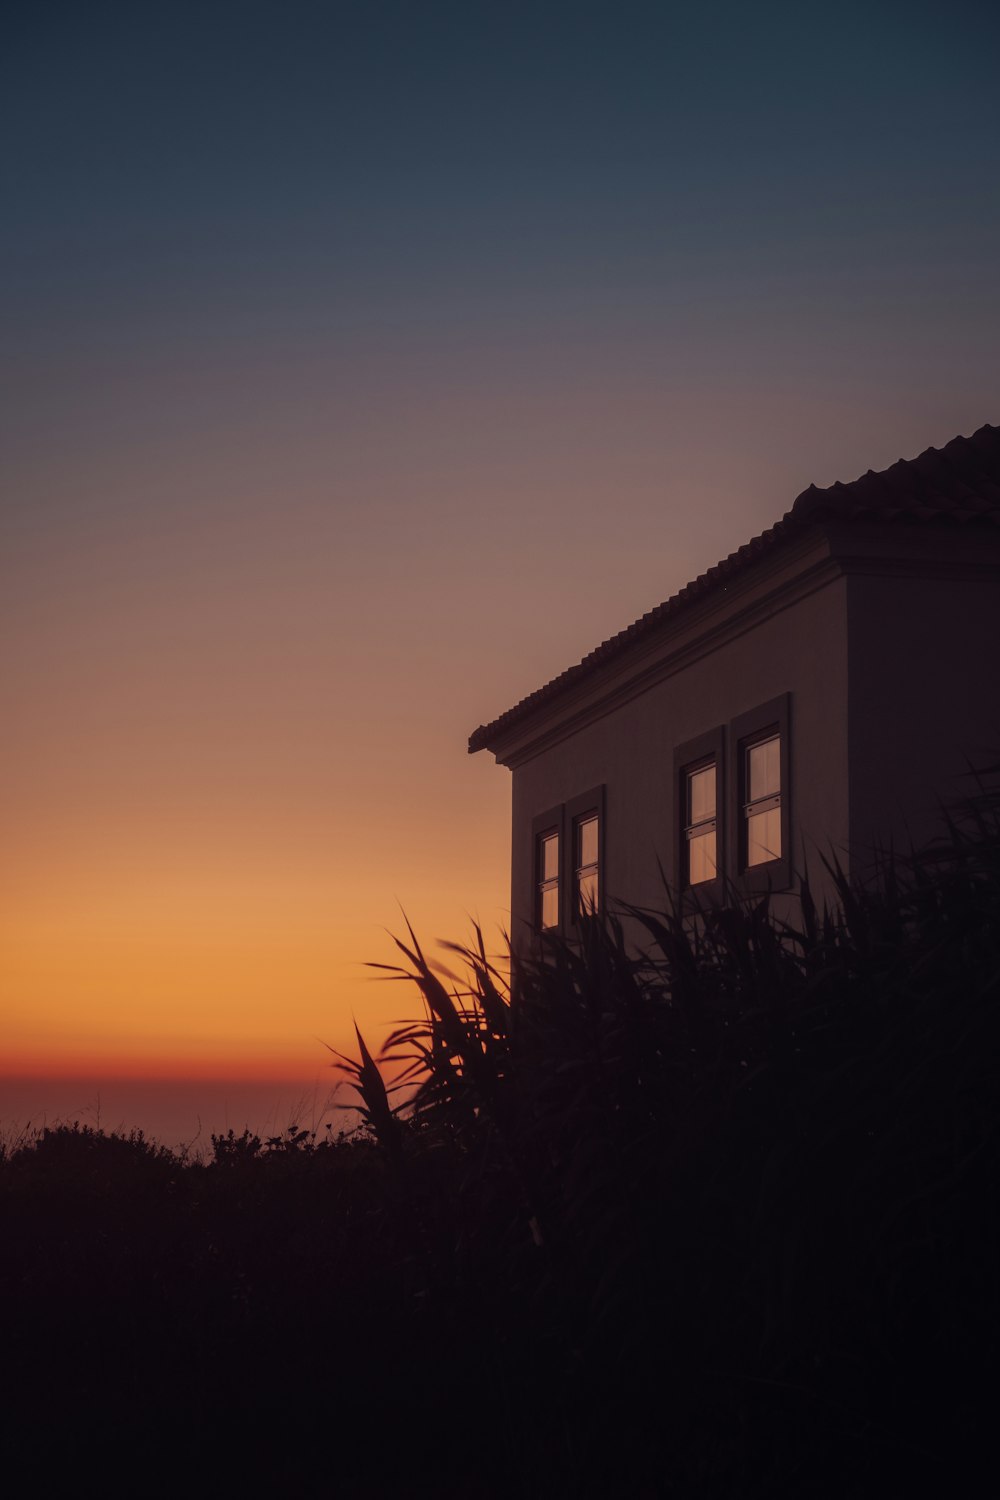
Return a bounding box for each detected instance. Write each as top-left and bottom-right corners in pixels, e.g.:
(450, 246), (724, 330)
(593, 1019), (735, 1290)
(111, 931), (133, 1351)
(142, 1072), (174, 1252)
(334, 773), (1000, 1495)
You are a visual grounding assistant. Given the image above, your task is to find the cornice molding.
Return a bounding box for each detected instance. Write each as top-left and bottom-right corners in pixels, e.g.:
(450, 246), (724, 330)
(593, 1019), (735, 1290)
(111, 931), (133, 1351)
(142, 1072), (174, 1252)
(494, 543), (842, 769)
(486, 524), (1000, 770)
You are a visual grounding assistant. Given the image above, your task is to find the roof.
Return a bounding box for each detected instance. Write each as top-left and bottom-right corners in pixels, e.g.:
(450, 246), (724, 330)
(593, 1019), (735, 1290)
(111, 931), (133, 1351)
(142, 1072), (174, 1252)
(469, 421), (1000, 755)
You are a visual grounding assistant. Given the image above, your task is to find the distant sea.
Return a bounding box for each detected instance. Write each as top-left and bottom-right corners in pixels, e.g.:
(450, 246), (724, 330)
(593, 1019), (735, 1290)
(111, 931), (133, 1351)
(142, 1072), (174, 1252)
(0, 1075), (352, 1154)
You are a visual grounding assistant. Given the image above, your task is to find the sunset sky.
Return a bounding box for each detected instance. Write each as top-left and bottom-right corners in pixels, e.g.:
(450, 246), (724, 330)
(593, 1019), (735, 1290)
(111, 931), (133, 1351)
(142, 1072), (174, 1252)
(3, 1), (998, 1143)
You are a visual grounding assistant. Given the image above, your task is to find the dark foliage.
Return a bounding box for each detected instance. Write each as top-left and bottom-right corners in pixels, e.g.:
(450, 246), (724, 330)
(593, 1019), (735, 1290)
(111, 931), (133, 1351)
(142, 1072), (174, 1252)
(2, 778), (999, 1496)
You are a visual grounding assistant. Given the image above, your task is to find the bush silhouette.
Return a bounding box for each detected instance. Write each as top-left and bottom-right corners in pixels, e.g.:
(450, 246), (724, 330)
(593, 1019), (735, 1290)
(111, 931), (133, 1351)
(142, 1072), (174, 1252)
(2, 775), (998, 1495)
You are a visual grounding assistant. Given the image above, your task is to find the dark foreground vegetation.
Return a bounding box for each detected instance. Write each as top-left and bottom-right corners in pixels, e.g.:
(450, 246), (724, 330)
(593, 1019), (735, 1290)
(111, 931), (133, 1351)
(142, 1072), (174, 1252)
(4, 781), (999, 1496)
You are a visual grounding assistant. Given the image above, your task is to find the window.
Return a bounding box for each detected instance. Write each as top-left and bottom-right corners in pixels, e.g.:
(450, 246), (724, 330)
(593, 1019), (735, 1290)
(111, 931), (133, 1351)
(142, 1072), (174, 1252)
(674, 704), (790, 898)
(729, 695), (791, 892)
(574, 812), (600, 917)
(744, 734), (781, 866)
(684, 761), (718, 885)
(532, 788), (605, 935)
(567, 787), (605, 927)
(674, 728), (725, 898)
(536, 826), (560, 931)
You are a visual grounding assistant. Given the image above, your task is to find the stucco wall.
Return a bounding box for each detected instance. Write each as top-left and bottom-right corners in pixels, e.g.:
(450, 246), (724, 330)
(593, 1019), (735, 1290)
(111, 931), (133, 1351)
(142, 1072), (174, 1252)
(846, 556), (1000, 866)
(509, 572), (850, 948)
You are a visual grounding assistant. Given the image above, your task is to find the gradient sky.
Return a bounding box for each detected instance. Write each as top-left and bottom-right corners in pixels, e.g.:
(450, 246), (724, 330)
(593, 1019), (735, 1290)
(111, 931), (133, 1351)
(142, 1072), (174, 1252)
(3, 1), (999, 1140)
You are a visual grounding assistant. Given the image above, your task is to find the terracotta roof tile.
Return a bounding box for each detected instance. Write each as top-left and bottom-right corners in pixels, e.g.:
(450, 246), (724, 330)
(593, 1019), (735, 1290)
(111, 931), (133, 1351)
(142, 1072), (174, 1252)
(469, 422), (1000, 754)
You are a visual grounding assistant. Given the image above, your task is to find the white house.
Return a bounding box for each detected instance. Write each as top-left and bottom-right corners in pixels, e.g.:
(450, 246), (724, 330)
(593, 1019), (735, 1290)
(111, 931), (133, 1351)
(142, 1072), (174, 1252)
(469, 423), (1000, 946)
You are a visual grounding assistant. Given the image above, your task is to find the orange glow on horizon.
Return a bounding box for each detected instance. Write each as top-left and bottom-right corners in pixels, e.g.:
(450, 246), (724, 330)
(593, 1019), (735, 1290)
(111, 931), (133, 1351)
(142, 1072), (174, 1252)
(2, 766), (512, 1083)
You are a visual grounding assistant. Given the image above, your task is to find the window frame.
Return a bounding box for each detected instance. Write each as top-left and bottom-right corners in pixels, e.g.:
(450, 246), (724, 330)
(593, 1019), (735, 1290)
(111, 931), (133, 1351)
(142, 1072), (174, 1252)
(674, 727), (725, 906)
(566, 786), (606, 931)
(728, 694), (791, 894)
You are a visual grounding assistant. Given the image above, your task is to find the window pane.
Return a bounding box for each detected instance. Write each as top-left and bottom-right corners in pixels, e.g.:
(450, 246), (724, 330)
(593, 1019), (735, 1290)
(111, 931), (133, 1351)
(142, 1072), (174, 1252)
(577, 815), (598, 869)
(688, 829), (717, 885)
(541, 832), (559, 882)
(747, 806), (781, 866)
(540, 883), (560, 929)
(748, 736), (780, 801)
(688, 764), (716, 823)
(577, 869), (599, 916)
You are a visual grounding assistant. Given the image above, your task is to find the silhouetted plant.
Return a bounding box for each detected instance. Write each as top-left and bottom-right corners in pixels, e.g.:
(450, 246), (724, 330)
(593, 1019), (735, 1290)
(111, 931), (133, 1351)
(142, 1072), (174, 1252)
(4, 776), (998, 1497)
(326, 770), (1000, 1494)
(211, 1127), (263, 1163)
(325, 1020), (405, 1163)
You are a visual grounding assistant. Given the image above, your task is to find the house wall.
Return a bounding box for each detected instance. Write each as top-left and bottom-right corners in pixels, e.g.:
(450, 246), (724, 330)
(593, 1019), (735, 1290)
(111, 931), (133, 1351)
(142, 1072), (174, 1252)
(845, 535), (1000, 866)
(509, 572), (850, 949)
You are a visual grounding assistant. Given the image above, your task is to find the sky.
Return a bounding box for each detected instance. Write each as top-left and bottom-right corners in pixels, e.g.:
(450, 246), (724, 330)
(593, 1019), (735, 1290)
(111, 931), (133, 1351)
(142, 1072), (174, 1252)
(3, 0), (999, 1144)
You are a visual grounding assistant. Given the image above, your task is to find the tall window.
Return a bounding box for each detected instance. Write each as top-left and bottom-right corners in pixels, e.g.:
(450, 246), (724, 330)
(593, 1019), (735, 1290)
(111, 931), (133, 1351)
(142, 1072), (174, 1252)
(684, 761), (718, 886)
(675, 730), (724, 896)
(537, 828), (560, 930)
(574, 812), (599, 918)
(744, 733), (781, 867)
(730, 695), (790, 892)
